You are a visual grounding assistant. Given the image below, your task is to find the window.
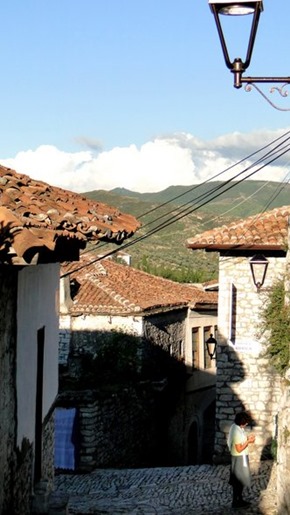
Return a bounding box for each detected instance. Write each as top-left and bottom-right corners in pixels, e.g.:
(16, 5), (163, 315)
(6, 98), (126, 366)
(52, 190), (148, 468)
(228, 283), (237, 343)
(179, 340), (184, 359)
(192, 328), (200, 370)
(204, 327), (212, 370)
(191, 325), (217, 371)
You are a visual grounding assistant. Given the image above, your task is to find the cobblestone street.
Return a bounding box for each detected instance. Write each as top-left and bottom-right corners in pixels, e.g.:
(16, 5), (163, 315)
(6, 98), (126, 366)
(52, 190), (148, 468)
(49, 460), (278, 514)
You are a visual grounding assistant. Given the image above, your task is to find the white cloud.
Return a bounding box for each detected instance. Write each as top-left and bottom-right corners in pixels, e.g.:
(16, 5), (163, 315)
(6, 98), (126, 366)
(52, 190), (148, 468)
(1, 128), (290, 193)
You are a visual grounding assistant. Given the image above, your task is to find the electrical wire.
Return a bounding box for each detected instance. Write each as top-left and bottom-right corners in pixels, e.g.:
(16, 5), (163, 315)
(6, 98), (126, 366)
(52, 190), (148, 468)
(207, 163), (290, 270)
(80, 131), (290, 258)
(61, 135), (290, 278)
(138, 129), (290, 219)
(64, 140), (290, 276)
(140, 135), (290, 231)
(134, 142), (290, 239)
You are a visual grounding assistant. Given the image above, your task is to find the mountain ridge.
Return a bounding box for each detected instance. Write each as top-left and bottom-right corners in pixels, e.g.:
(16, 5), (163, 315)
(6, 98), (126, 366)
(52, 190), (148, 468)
(83, 181), (290, 282)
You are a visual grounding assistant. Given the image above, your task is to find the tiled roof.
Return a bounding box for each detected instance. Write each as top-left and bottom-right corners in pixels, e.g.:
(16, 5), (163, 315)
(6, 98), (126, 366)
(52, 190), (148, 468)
(187, 206), (290, 251)
(61, 253), (218, 315)
(0, 165), (140, 265)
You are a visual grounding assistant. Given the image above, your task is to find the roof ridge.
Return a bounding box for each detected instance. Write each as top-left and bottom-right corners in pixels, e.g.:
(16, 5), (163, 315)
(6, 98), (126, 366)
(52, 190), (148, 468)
(86, 274), (141, 312)
(187, 205), (290, 251)
(104, 258), (203, 290)
(84, 259), (107, 278)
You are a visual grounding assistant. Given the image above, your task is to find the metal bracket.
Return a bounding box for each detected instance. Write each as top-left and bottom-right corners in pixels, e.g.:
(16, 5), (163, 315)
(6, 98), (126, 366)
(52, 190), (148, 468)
(244, 83), (290, 111)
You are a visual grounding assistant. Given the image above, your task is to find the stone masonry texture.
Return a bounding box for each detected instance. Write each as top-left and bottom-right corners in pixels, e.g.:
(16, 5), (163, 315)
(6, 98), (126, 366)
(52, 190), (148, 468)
(215, 255), (283, 465)
(58, 308), (190, 470)
(0, 269), (33, 515)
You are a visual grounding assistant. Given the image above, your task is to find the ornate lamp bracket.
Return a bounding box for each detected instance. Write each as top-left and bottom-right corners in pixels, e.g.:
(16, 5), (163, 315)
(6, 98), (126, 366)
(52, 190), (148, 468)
(244, 83), (290, 111)
(208, 1), (290, 111)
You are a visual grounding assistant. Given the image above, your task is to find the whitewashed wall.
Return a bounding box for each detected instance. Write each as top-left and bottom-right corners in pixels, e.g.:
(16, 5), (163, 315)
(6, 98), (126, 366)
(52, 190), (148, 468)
(16, 263), (60, 447)
(69, 312), (143, 335)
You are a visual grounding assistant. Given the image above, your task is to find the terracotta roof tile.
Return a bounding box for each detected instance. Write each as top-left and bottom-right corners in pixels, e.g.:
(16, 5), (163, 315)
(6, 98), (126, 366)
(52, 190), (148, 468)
(0, 165), (140, 264)
(187, 206), (290, 251)
(61, 253), (217, 315)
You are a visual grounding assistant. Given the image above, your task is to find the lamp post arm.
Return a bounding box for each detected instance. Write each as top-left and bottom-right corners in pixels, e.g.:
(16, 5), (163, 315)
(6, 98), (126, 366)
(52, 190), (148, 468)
(240, 76), (290, 85)
(231, 60), (290, 89)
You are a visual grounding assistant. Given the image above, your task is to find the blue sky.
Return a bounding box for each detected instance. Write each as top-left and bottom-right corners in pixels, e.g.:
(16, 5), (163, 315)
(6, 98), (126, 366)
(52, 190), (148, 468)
(1, 0), (290, 192)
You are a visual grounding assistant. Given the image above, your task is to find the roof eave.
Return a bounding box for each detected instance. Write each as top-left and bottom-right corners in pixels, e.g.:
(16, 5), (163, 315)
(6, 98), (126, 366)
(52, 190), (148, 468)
(141, 302), (189, 314)
(187, 243), (285, 252)
(69, 303), (190, 317)
(191, 302), (218, 310)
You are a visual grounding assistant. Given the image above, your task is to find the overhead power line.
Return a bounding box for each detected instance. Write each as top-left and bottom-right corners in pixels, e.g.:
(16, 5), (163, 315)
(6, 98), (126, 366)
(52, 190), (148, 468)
(209, 171), (290, 226)
(61, 131), (290, 278)
(141, 133), (290, 230)
(218, 167), (290, 267)
(139, 129), (290, 219)
(91, 133), (290, 254)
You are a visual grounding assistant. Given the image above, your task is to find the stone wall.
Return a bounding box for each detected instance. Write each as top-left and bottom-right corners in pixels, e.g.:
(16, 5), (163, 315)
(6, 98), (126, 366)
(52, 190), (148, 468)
(12, 438), (33, 515)
(80, 388), (162, 470)
(276, 237), (290, 514)
(215, 254), (284, 464)
(59, 329), (71, 366)
(0, 270), (17, 514)
(143, 309), (187, 359)
(57, 308), (189, 469)
(41, 412), (55, 487)
(214, 343), (281, 464)
(276, 375), (290, 514)
(57, 386), (165, 471)
(0, 269), (35, 515)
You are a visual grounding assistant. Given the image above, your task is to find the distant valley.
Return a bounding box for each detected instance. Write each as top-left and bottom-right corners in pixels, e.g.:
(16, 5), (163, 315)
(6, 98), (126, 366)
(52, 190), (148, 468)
(83, 181), (290, 283)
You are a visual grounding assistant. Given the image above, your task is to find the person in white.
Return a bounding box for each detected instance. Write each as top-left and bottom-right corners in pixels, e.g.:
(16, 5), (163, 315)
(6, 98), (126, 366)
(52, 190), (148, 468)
(227, 411), (256, 508)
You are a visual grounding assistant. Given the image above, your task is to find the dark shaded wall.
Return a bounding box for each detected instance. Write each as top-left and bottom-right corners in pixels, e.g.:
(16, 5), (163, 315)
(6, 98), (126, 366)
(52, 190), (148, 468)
(58, 308), (216, 469)
(0, 268), (33, 514)
(56, 385), (166, 471)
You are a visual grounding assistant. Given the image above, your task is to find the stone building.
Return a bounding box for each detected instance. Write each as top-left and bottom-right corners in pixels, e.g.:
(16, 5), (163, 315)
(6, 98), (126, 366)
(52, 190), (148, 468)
(0, 164), (139, 514)
(57, 253), (218, 470)
(187, 205), (290, 514)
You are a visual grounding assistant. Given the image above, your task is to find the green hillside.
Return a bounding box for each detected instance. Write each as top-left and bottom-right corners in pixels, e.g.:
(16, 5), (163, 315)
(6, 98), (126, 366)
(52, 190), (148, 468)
(83, 181), (290, 283)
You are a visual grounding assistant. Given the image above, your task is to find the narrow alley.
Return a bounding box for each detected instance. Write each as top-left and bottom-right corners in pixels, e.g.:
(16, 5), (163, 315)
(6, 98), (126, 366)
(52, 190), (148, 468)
(49, 460), (277, 514)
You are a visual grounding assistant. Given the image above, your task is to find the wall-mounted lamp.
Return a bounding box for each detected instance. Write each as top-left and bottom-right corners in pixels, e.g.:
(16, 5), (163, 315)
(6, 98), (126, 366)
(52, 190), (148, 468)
(208, 0), (290, 109)
(249, 254), (269, 290)
(205, 334), (217, 360)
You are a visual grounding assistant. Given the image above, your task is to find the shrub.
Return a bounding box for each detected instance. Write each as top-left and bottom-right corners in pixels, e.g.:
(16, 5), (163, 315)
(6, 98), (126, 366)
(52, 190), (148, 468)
(259, 278), (290, 375)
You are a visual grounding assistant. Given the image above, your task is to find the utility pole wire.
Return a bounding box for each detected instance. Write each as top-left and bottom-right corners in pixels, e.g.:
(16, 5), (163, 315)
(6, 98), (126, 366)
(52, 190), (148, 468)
(138, 129), (290, 219)
(116, 144), (290, 248)
(141, 136), (290, 230)
(61, 138), (290, 279)
(81, 133), (290, 259)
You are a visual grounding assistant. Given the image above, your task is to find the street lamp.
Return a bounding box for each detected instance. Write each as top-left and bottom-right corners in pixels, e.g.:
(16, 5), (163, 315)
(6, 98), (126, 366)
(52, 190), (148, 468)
(249, 254), (269, 290)
(205, 334), (217, 360)
(208, 1), (290, 109)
